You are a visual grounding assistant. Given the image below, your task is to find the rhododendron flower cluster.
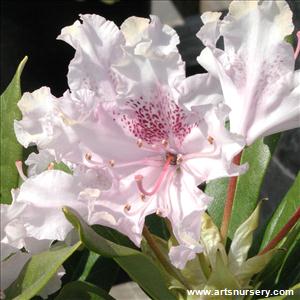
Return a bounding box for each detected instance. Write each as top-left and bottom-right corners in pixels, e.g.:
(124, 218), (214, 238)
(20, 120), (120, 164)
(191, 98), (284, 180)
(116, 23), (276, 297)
(11, 14), (247, 269)
(1, 2), (299, 295)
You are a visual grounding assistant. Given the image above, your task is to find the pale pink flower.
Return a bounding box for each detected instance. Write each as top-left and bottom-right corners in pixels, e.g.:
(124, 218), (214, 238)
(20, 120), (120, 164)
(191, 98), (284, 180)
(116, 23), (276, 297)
(14, 15), (246, 268)
(197, 0), (300, 145)
(0, 193), (65, 297)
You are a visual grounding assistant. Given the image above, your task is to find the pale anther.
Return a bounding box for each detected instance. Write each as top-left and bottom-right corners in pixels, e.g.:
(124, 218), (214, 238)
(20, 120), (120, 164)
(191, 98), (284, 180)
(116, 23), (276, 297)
(48, 162), (54, 170)
(124, 203), (131, 212)
(108, 160), (115, 167)
(85, 153), (92, 161)
(136, 139), (143, 148)
(161, 139), (168, 147)
(176, 154), (183, 164)
(207, 136), (214, 144)
(156, 209), (163, 216)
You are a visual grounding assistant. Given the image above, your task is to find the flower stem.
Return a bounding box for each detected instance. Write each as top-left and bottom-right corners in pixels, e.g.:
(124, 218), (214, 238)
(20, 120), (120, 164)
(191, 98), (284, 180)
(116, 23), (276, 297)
(142, 226), (191, 289)
(220, 151), (243, 242)
(259, 206), (300, 255)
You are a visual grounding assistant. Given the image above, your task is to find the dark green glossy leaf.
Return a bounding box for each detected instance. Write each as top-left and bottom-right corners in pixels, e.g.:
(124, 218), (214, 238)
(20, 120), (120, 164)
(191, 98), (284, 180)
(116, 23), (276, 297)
(277, 235), (300, 289)
(145, 214), (170, 240)
(253, 225), (300, 290)
(5, 242), (81, 300)
(261, 172), (300, 249)
(64, 249), (119, 292)
(0, 57), (27, 204)
(55, 281), (115, 300)
(92, 224), (136, 249)
(206, 134), (279, 238)
(63, 207), (177, 300)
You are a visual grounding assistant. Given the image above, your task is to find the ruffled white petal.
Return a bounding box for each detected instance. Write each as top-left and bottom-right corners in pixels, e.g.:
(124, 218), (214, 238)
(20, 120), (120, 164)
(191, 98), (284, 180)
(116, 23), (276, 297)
(197, 0), (299, 145)
(14, 87), (58, 148)
(15, 170), (88, 241)
(58, 14), (125, 100)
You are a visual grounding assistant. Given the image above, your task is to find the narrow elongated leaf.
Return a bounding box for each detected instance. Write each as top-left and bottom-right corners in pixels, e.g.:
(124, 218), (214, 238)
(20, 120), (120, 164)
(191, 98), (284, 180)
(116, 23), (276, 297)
(205, 251), (240, 290)
(235, 249), (277, 286)
(68, 250), (119, 291)
(63, 207), (177, 300)
(206, 135), (279, 238)
(277, 233), (300, 289)
(4, 242), (81, 300)
(261, 172), (300, 249)
(228, 203), (261, 270)
(55, 281), (115, 300)
(93, 224), (136, 249)
(0, 57), (28, 204)
(253, 225), (300, 290)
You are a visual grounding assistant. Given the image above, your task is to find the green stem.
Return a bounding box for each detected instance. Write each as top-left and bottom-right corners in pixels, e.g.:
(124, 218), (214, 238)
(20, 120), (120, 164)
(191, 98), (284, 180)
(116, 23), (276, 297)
(143, 226), (191, 289)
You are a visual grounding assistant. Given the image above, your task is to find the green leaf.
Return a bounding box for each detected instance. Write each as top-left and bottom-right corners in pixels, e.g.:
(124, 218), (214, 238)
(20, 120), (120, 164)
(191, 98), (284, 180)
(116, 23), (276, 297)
(55, 281), (115, 300)
(277, 232), (300, 289)
(253, 225), (300, 290)
(205, 178), (228, 228)
(93, 224), (136, 249)
(201, 213), (224, 269)
(67, 250), (119, 292)
(5, 241), (81, 300)
(206, 135), (279, 237)
(145, 214), (170, 240)
(228, 203), (261, 270)
(235, 249), (277, 286)
(205, 251), (240, 291)
(0, 57), (28, 204)
(63, 207), (177, 300)
(53, 162), (72, 174)
(261, 172), (300, 249)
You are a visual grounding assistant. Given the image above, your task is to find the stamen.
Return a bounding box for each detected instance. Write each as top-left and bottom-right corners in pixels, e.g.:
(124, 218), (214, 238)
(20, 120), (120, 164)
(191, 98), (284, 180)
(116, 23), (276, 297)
(183, 143), (217, 160)
(137, 139), (143, 148)
(124, 203), (131, 212)
(140, 193), (146, 201)
(207, 136), (214, 144)
(134, 156), (172, 196)
(161, 139), (168, 147)
(294, 31), (300, 60)
(48, 162), (54, 170)
(15, 161), (27, 181)
(85, 153), (92, 161)
(109, 157), (163, 169)
(156, 209), (166, 217)
(108, 160), (115, 167)
(176, 154), (183, 164)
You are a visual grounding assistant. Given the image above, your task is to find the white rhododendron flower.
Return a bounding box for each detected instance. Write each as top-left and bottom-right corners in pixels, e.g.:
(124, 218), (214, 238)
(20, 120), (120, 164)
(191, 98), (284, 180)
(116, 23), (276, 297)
(13, 14), (247, 269)
(197, 0), (300, 145)
(0, 193), (65, 298)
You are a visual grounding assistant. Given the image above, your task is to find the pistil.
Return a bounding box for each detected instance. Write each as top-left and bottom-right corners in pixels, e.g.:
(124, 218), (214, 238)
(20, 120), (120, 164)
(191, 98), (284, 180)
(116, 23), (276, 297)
(135, 155), (173, 196)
